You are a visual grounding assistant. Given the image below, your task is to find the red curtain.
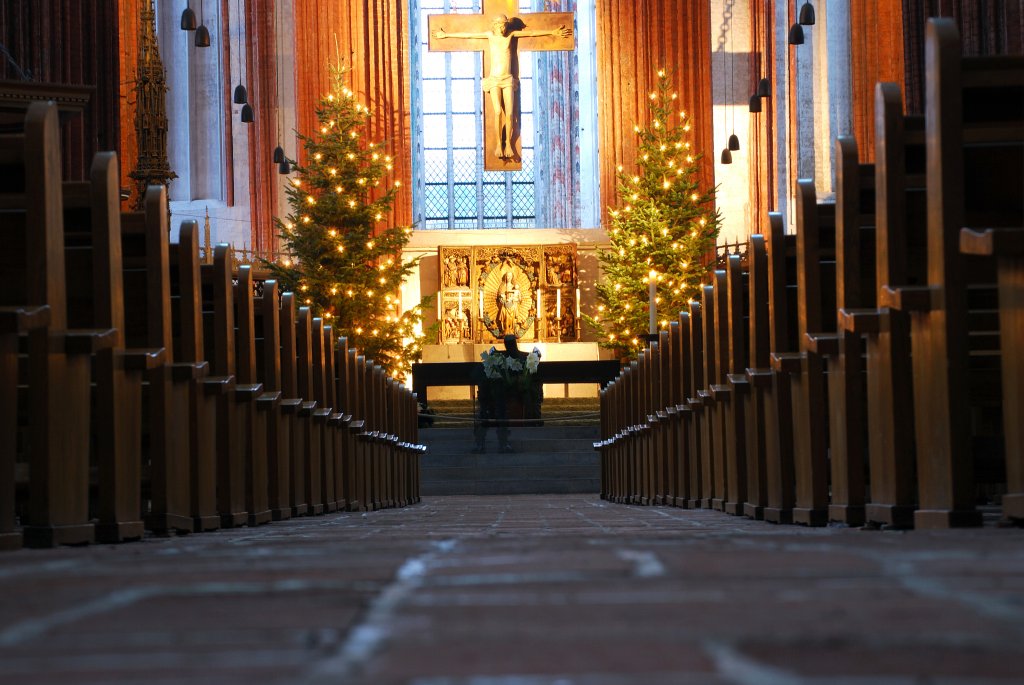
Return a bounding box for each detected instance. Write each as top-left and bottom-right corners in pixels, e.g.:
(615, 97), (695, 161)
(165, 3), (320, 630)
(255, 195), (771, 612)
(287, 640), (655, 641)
(292, 0), (413, 229)
(595, 0), (715, 225)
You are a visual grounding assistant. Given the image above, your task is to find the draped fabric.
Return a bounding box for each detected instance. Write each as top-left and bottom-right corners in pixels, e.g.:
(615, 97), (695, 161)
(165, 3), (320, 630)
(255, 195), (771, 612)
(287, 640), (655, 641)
(595, 0), (715, 225)
(747, 0), (775, 224)
(533, 0), (581, 228)
(850, 1), (905, 163)
(902, 0), (1024, 113)
(292, 0), (413, 229)
(0, 0), (121, 182)
(246, 0), (281, 257)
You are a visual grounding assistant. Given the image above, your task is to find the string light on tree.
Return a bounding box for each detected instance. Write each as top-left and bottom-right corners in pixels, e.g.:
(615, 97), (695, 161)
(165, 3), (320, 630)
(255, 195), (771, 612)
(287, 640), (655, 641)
(582, 68), (721, 360)
(266, 60), (431, 379)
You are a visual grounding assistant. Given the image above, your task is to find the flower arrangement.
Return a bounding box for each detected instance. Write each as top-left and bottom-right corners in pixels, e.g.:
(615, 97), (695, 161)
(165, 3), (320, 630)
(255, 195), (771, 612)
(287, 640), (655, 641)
(481, 345), (541, 394)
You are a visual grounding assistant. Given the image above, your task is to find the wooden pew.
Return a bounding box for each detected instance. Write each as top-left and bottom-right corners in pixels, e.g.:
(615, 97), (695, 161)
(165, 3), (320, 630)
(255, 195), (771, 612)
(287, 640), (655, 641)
(63, 154), (168, 543)
(199, 245), (248, 527)
(674, 312), (696, 507)
(763, 213), (798, 524)
(722, 254), (750, 515)
(819, 137), (875, 526)
(311, 317), (337, 513)
(295, 307), (324, 515)
(0, 102), (98, 547)
(347, 349), (369, 510)
(120, 186), (193, 536)
(842, 84), (924, 529)
(233, 266), (272, 526)
(323, 324), (347, 511)
(278, 293), (309, 517)
(685, 301), (705, 508)
(699, 282), (720, 509)
(743, 235), (771, 520)
(665, 322), (684, 507)
(707, 269), (732, 512)
(169, 221), (220, 532)
(654, 329), (674, 505)
(960, 228), (1024, 522)
(883, 19), (1023, 527)
(253, 279), (292, 521)
(334, 337), (361, 511)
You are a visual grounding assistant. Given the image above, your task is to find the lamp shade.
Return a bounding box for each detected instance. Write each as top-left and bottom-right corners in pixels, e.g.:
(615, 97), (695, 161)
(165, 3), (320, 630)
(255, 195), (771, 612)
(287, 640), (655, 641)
(749, 93), (762, 113)
(195, 24), (211, 47)
(233, 84), (248, 105)
(757, 77), (771, 98)
(278, 160), (291, 175)
(789, 23), (805, 45)
(720, 148), (732, 165)
(241, 103), (255, 123)
(799, 1), (816, 25)
(181, 5), (197, 30)
(273, 145), (285, 164)
(728, 134), (740, 151)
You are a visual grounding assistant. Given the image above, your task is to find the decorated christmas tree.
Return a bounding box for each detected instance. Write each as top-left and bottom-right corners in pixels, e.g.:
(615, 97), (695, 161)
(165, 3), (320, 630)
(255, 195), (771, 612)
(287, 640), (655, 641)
(583, 69), (721, 358)
(267, 63), (428, 378)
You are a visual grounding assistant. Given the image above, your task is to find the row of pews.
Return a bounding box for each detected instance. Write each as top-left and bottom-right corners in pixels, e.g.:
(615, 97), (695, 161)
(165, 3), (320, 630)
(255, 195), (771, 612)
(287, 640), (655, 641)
(0, 101), (425, 550)
(596, 19), (1024, 529)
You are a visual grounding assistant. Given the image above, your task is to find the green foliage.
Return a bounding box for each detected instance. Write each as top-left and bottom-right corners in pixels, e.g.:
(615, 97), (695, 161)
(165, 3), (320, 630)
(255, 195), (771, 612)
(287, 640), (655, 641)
(583, 69), (721, 359)
(265, 63), (429, 379)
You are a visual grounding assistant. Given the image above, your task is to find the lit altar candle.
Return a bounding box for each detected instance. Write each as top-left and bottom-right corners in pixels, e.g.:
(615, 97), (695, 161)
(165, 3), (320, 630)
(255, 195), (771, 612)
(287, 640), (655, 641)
(556, 289), (561, 319)
(536, 289), (542, 318)
(575, 288), (581, 318)
(479, 290), (484, 317)
(648, 270), (657, 335)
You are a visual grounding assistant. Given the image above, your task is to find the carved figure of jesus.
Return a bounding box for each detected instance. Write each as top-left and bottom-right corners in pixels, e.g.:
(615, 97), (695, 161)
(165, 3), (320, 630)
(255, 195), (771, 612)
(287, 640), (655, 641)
(433, 15), (571, 159)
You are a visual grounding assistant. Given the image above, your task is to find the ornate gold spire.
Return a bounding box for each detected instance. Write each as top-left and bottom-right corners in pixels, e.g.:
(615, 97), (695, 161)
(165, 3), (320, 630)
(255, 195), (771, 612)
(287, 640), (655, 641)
(129, 0), (177, 210)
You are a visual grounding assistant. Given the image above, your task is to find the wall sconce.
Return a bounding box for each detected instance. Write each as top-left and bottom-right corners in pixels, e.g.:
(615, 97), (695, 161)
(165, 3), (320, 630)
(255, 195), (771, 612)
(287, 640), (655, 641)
(181, 1), (197, 30)
(799, 1), (815, 25)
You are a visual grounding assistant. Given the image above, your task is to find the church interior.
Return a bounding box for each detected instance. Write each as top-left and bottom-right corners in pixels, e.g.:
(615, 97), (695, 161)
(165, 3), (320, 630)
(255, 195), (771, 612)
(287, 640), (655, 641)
(1, 1), (1023, 683)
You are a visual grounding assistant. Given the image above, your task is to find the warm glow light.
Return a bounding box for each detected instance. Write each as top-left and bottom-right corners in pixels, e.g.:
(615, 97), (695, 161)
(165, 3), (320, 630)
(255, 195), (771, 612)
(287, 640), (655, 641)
(314, 153), (323, 160)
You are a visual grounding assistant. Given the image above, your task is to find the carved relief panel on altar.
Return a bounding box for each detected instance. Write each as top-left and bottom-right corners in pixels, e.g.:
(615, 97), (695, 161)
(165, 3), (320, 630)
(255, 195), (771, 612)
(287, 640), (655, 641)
(437, 245), (579, 344)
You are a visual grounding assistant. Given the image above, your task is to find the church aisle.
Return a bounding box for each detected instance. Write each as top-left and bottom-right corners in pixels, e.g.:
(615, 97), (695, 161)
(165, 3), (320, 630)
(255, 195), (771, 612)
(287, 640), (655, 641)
(1, 496), (1023, 685)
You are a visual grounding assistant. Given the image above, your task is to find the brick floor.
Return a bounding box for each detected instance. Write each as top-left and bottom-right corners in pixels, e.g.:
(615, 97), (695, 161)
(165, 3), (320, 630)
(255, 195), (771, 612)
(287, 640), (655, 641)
(1, 495), (1023, 684)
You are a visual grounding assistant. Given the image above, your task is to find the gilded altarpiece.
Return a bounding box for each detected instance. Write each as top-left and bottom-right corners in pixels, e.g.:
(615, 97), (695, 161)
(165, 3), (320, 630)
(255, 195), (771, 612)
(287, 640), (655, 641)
(438, 245), (579, 344)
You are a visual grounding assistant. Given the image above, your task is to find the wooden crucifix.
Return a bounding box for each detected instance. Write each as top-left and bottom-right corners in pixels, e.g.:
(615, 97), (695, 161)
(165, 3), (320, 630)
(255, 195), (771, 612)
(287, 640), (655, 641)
(428, 0), (575, 171)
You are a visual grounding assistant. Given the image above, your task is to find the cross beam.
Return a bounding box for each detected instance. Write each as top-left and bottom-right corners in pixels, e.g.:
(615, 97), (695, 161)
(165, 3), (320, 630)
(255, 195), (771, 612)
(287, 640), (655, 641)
(428, 0), (574, 171)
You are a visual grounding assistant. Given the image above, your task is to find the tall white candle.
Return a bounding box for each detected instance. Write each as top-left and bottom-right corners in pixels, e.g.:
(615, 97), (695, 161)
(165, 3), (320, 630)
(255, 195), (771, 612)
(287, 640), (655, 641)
(556, 289), (561, 319)
(648, 270), (657, 336)
(575, 288), (581, 318)
(479, 290), (484, 317)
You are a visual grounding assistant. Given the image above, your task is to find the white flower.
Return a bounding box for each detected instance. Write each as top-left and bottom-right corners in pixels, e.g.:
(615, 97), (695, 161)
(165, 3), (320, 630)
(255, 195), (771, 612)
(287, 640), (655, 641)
(506, 357), (523, 373)
(525, 351), (540, 374)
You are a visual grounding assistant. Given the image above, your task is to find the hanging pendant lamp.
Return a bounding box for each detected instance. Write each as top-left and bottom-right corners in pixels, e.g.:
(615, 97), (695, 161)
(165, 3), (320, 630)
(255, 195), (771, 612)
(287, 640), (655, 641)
(195, 0), (211, 47)
(181, 1), (197, 30)
(273, 145), (285, 164)
(241, 103), (255, 123)
(278, 159), (291, 175)
(728, 134), (740, 151)
(234, 84), (248, 104)
(789, 23), (805, 45)
(757, 78), (771, 97)
(799, 1), (816, 25)
(721, 148), (733, 165)
(749, 93), (762, 113)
